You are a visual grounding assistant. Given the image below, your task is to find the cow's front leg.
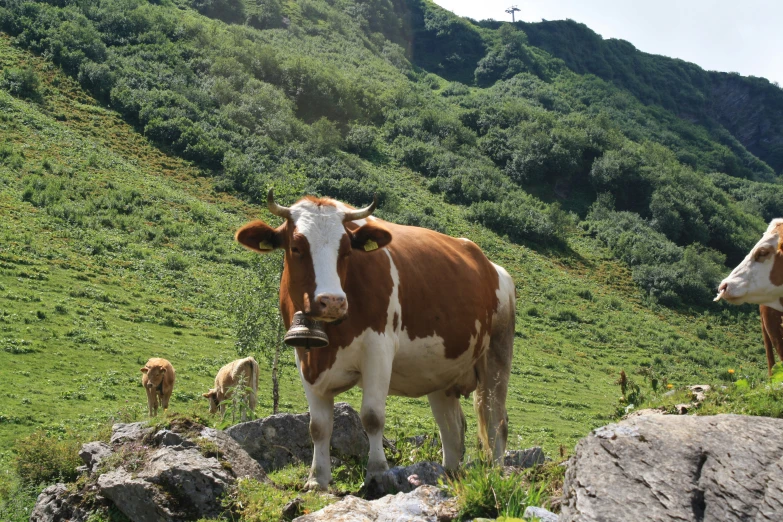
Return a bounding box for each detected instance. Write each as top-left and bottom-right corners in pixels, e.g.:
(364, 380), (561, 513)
(145, 387), (157, 417)
(304, 391), (334, 491)
(361, 348), (393, 486)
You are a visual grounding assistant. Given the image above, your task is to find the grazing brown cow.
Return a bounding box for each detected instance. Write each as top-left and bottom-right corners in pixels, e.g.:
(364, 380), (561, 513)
(140, 358), (175, 417)
(203, 356), (259, 419)
(235, 190), (515, 491)
(760, 305), (783, 376)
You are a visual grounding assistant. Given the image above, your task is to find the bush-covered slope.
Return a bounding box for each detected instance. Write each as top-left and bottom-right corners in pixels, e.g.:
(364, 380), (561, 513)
(514, 18), (783, 176)
(1, 0), (782, 516)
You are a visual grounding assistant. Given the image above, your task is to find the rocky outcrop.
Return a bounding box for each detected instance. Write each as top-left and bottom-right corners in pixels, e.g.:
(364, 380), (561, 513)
(227, 402), (368, 471)
(561, 414), (783, 521)
(294, 484), (453, 522)
(30, 484), (91, 522)
(365, 461), (447, 498)
(31, 418), (267, 522)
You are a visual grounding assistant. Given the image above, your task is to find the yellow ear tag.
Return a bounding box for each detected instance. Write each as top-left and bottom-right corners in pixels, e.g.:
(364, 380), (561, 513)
(258, 240), (273, 251)
(364, 239), (379, 252)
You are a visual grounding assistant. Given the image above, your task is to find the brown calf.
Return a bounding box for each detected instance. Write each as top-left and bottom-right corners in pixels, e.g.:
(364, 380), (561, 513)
(760, 305), (783, 376)
(140, 358), (175, 417)
(203, 357), (259, 419)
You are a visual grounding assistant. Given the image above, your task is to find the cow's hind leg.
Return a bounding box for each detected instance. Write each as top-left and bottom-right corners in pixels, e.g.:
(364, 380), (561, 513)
(303, 390), (334, 491)
(428, 390), (466, 470)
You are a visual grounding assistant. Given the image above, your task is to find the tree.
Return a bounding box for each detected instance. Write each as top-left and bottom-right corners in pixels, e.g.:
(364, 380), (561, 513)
(232, 254), (285, 413)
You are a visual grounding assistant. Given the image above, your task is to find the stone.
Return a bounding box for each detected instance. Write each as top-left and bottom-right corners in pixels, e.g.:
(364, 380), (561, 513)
(79, 441), (112, 473)
(282, 497), (305, 520)
(199, 426), (268, 481)
(294, 485), (450, 522)
(29, 483), (91, 522)
(98, 467), (175, 522)
(504, 446), (547, 468)
(561, 414), (783, 521)
(110, 422), (153, 444)
(152, 429), (192, 448)
(227, 402), (368, 471)
(688, 384), (711, 404)
(367, 461), (447, 498)
(99, 446), (233, 521)
(524, 505), (559, 522)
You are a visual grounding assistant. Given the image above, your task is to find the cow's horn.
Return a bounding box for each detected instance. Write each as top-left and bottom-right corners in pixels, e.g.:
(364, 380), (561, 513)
(267, 188), (291, 219)
(343, 194), (378, 222)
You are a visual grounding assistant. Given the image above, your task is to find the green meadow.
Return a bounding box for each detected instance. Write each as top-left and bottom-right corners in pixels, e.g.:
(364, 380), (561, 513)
(0, 0), (779, 516)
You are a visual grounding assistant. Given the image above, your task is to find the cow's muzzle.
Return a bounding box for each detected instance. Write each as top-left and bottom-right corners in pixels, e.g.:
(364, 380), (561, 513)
(313, 293), (348, 322)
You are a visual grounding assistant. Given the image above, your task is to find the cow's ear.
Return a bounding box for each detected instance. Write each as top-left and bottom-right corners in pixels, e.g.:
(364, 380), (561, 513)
(236, 220), (286, 254)
(350, 222), (392, 252)
(159, 366), (166, 373)
(140, 367), (149, 373)
(202, 392), (212, 398)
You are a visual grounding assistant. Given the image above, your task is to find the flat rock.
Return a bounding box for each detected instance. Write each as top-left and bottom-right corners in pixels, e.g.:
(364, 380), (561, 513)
(294, 485), (450, 522)
(110, 422), (152, 444)
(561, 414), (783, 521)
(227, 402), (368, 471)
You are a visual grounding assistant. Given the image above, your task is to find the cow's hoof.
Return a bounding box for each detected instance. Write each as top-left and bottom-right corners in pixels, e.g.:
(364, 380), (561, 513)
(303, 479), (328, 492)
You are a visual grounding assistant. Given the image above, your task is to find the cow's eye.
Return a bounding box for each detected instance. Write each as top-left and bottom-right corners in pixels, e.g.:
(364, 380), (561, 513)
(755, 248), (771, 262)
(291, 246), (301, 256)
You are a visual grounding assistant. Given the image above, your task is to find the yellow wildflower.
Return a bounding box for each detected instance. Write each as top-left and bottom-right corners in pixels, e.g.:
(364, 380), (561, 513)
(728, 369), (735, 374)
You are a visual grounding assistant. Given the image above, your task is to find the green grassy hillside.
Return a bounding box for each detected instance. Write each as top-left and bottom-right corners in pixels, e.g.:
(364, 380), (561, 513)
(0, 0), (779, 517)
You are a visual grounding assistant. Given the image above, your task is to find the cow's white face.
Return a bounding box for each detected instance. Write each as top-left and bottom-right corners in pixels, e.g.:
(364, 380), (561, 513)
(235, 192), (393, 322)
(289, 200), (353, 320)
(717, 219), (783, 311)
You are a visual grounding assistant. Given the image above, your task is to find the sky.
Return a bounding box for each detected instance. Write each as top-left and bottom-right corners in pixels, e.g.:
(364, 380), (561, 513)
(433, 0), (783, 86)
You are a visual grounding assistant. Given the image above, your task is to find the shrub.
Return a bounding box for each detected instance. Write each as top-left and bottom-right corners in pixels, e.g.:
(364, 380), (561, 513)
(14, 430), (81, 485)
(1, 67), (41, 101)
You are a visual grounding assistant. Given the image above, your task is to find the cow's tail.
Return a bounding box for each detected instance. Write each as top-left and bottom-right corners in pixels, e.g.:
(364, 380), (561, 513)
(475, 263), (515, 464)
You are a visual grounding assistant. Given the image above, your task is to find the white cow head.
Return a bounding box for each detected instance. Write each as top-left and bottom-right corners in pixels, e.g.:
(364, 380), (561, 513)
(235, 190), (392, 322)
(716, 219), (783, 311)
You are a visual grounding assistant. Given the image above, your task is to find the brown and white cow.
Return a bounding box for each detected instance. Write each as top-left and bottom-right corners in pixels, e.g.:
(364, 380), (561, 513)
(760, 305), (783, 376)
(716, 219), (783, 310)
(235, 190), (515, 490)
(203, 356), (259, 419)
(140, 357), (175, 417)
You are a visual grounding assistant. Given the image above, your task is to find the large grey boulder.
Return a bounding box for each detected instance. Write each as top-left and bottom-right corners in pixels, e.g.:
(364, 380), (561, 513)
(99, 446), (234, 521)
(294, 485), (451, 521)
(561, 414), (783, 521)
(227, 402), (368, 471)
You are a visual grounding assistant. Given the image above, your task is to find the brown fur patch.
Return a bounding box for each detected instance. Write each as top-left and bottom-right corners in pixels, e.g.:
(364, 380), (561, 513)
(389, 227), (499, 359)
(392, 312), (399, 331)
(361, 409), (383, 435)
(770, 252), (783, 287)
(303, 196), (337, 207)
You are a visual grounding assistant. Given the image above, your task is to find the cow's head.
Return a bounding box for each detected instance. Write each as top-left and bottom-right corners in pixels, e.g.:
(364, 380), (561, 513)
(202, 389), (220, 413)
(716, 219), (783, 311)
(140, 364), (167, 389)
(235, 190), (392, 322)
